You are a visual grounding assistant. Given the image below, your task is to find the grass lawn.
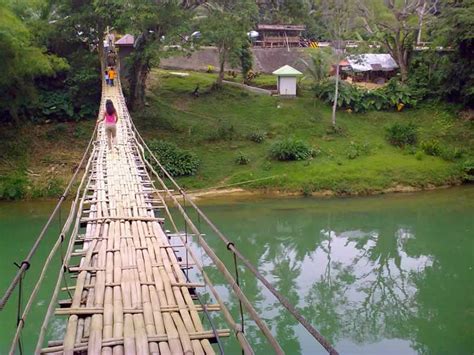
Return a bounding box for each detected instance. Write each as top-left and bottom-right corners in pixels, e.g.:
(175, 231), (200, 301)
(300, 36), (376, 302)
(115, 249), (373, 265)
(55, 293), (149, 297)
(0, 120), (95, 199)
(133, 69), (474, 195)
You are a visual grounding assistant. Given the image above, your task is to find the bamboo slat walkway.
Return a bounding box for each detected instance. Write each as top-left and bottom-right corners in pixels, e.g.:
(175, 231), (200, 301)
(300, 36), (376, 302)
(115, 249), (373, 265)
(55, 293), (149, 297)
(40, 82), (225, 354)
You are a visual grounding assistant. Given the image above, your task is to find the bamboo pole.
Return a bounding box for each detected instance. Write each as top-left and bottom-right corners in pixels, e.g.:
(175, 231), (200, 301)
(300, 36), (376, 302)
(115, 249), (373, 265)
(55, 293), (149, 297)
(40, 330), (231, 353)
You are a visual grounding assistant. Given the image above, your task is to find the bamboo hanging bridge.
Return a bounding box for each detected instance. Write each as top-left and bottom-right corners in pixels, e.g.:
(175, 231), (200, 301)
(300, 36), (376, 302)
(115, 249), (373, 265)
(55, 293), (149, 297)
(0, 64), (338, 355)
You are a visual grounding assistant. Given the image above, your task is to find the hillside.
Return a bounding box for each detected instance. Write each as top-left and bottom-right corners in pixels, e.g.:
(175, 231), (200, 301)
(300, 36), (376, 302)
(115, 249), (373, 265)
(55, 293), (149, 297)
(1, 69), (472, 200)
(134, 69), (473, 196)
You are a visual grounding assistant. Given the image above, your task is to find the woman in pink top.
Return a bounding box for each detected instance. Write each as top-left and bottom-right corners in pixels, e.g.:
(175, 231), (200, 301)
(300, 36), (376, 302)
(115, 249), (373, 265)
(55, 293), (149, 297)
(97, 99), (118, 150)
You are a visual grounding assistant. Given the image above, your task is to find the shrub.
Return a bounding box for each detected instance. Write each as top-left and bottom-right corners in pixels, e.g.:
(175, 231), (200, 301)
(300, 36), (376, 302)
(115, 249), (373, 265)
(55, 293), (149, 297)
(385, 123), (418, 147)
(415, 151), (424, 160)
(208, 121), (236, 141)
(248, 132), (265, 143)
(46, 178), (64, 197)
(46, 123), (69, 141)
(269, 138), (313, 161)
(315, 78), (418, 112)
(235, 152), (250, 165)
(147, 140), (200, 177)
(346, 141), (371, 160)
(440, 147), (464, 161)
(0, 173), (27, 200)
(301, 184), (314, 196)
(37, 91), (74, 121)
(420, 139), (441, 156)
(73, 125), (90, 139)
(461, 159), (474, 181)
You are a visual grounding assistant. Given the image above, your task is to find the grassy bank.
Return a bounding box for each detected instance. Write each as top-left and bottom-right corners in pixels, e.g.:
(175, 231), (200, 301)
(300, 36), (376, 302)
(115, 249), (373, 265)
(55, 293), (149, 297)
(135, 69), (473, 195)
(1, 69), (472, 200)
(0, 120), (94, 199)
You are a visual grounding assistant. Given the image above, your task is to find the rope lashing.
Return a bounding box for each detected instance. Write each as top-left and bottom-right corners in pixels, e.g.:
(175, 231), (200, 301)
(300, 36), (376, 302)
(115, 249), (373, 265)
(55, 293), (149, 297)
(232, 252), (245, 335)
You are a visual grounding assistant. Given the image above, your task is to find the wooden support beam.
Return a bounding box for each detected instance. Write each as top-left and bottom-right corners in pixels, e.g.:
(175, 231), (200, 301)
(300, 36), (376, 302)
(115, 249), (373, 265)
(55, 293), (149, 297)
(80, 216), (164, 223)
(42, 330), (230, 353)
(55, 304), (220, 315)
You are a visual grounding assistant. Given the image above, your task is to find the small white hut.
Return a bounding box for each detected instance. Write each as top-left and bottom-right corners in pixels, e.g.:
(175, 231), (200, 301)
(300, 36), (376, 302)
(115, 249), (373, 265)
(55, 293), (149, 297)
(272, 65), (303, 96)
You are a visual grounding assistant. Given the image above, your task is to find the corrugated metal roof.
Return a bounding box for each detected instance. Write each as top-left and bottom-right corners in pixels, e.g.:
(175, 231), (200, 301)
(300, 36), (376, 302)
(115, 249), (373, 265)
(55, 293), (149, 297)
(272, 65), (303, 76)
(116, 34), (135, 46)
(257, 24), (306, 31)
(347, 54), (398, 72)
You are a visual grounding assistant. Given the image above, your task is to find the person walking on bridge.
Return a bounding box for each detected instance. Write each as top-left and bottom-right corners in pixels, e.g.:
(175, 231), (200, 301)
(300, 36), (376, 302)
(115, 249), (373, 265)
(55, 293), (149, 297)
(104, 69), (109, 86)
(108, 67), (116, 86)
(97, 99), (119, 151)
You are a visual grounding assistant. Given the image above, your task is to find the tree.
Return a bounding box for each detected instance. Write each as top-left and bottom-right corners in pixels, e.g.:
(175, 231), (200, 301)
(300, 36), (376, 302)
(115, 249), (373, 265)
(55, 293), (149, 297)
(200, 0), (257, 87)
(300, 48), (332, 85)
(357, 0), (440, 82)
(117, 0), (205, 110)
(240, 39), (253, 84)
(433, 0), (474, 106)
(0, 3), (68, 124)
(319, 0), (355, 127)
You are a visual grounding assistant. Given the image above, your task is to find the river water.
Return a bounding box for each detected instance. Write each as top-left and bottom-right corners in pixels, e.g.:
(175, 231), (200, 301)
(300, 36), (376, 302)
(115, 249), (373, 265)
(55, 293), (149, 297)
(0, 187), (473, 354)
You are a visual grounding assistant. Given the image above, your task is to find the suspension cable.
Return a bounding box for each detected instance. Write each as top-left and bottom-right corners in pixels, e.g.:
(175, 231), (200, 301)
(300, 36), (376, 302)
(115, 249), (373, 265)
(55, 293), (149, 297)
(131, 106), (255, 354)
(8, 126), (97, 354)
(129, 116), (339, 355)
(0, 125), (98, 311)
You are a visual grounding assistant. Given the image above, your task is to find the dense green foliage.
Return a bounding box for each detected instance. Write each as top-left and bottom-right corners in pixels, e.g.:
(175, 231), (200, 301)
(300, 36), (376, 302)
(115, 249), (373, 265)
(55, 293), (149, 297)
(269, 138), (314, 161)
(0, 173), (27, 200)
(316, 79), (418, 112)
(385, 123), (418, 147)
(239, 39), (253, 84)
(147, 140), (200, 177)
(432, 0), (474, 106)
(0, 0), (101, 124)
(0, 4), (68, 123)
(200, 0), (257, 86)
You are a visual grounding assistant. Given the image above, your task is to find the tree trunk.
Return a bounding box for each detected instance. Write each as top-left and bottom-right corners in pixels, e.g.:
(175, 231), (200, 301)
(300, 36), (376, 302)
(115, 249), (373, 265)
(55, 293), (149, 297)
(332, 62), (340, 127)
(398, 56), (409, 82)
(216, 46), (226, 86)
(98, 34), (105, 74)
(392, 33), (409, 82)
(128, 59), (149, 111)
(417, 1), (427, 45)
(97, 23), (105, 73)
(126, 33), (152, 110)
(217, 60), (225, 86)
(9, 106), (20, 126)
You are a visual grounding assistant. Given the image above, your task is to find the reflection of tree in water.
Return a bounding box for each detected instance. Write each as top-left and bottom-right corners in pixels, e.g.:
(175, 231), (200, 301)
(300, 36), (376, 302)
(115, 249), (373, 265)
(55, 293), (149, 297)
(271, 252), (302, 353)
(347, 228), (420, 344)
(188, 199), (473, 354)
(302, 226), (430, 347)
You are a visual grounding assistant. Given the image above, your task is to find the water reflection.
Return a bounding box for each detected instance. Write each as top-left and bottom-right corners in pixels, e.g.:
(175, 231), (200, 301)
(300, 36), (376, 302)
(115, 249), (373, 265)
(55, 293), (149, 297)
(192, 190), (474, 354)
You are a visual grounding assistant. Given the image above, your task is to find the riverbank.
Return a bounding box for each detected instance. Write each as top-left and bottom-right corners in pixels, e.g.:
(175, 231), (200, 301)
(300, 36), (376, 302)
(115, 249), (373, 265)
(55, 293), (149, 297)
(0, 120), (94, 200)
(1, 69), (473, 200)
(135, 69), (473, 196)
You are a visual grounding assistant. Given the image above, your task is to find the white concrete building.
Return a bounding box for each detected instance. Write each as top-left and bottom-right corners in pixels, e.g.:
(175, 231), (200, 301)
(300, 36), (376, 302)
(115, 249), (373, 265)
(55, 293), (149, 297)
(272, 65), (303, 96)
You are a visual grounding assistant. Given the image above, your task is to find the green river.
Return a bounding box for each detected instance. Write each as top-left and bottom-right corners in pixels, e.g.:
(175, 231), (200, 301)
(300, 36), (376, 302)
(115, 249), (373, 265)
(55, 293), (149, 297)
(0, 187), (473, 354)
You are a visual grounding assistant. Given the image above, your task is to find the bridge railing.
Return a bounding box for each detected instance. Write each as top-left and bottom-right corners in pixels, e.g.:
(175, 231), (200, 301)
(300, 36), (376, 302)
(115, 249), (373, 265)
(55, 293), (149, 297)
(1, 125), (98, 354)
(126, 98), (338, 355)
